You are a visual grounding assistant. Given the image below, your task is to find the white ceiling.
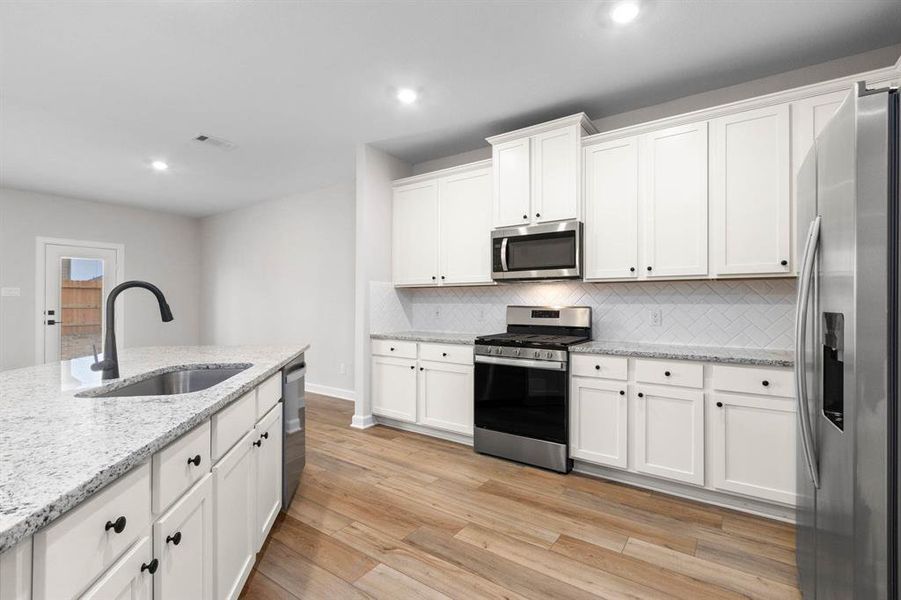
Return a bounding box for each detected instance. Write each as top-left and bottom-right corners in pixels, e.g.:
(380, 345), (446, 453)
(1, 1), (900, 217)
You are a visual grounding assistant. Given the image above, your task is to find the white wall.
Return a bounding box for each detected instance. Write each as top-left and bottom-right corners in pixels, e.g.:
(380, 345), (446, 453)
(200, 182), (355, 395)
(0, 187), (201, 370)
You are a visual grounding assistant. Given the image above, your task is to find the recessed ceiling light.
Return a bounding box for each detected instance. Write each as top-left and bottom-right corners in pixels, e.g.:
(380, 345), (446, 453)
(610, 1), (640, 24)
(396, 88), (418, 105)
(151, 160), (169, 171)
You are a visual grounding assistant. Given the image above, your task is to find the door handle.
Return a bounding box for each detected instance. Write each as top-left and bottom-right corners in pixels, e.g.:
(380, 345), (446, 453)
(500, 238), (509, 272)
(795, 216), (821, 488)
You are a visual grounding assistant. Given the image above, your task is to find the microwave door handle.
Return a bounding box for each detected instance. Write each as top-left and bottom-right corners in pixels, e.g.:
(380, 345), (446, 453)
(500, 237), (509, 272)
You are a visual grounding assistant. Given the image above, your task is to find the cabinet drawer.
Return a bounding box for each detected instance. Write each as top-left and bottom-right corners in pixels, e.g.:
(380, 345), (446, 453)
(212, 391), (255, 462)
(371, 339), (417, 359)
(634, 359), (703, 388)
(256, 372), (282, 420)
(571, 354), (628, 380)
(80, 536), (152, 600)
(712, 365), (793, 398)
(419, 343), (473, 365)
(32, 462), (152, 600)
(153, 420), (211, 514)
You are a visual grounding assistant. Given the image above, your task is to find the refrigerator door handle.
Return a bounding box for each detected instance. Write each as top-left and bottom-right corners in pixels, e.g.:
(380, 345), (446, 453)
(795, 215), (821, 488)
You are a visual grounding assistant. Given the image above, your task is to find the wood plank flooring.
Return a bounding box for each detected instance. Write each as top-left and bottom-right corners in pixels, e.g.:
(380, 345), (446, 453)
(241, 393), (800, 600)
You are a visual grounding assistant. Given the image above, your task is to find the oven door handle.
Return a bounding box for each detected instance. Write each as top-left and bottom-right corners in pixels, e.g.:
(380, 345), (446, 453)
(474, 355), (566, 371)
(500, 237), (509, 272)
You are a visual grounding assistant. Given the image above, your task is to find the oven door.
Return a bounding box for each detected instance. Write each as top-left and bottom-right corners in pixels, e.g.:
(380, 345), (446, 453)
(492, 220), (581, 280)
(473, 355), (568, 444)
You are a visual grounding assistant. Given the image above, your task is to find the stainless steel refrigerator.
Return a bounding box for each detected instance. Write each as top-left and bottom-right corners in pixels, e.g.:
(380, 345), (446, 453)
(795, 82), (899, 599)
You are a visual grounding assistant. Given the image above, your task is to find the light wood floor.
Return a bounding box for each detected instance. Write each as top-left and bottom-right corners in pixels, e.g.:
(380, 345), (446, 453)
(241, 393), (800, 600)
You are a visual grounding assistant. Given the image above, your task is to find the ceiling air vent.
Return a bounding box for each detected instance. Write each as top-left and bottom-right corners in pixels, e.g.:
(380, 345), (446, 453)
(193, 134), (237, 151)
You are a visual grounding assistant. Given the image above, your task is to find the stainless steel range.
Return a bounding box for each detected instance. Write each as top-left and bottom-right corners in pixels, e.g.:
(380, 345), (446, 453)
(473, 306), (591, 473)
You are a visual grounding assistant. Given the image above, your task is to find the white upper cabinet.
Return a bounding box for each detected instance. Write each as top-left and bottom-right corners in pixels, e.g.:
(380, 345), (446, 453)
(392, 180), (439, 286)
(488, 114), (596, 228)
(583, 137), (640, 280)
(438, 167), (493, 285)
(492, 138), (531, 227)
(641, 121), (709, 278)
(393, 161), (492, 287)
(711, 104), (791, 276)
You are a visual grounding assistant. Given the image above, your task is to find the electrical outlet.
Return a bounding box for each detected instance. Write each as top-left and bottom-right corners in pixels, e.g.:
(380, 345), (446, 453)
(338, 363), (347, 375)
(649, 309), (662, 327)
(434, 306), (441, 320)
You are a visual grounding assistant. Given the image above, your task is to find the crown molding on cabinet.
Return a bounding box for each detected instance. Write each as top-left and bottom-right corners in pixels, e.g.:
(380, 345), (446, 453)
(486, 112), (598, 146)
(391, 158), (492, 188)
(582, 60), (901, 146)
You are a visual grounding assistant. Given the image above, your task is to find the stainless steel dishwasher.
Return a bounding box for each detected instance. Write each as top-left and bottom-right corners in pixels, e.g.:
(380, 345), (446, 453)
(281, 354), (305, 509)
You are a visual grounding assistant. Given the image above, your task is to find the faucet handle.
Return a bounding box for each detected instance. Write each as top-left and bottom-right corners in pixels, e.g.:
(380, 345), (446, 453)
(90, 344), (103, 371)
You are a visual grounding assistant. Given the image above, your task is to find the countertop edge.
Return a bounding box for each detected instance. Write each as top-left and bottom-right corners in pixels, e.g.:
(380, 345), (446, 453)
(370, 332), (479, 345)
(569, 344), (793, 368)
(0, 345), (308, 553)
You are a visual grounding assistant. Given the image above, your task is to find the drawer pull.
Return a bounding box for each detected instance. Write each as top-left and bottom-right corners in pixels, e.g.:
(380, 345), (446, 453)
(140, 559), (159, 574)
(762, 380), (770, 387)
(410, 365), (415, 370)
(637, 392), (644, 398)
(166, 531), (182, 546)
(253, 439), (262, 448)
(442, 352), (447, 357)
(716, 401), (723, 408)
(619, 390), (625, 396)
(595, 365), (601, 370)
(664, 371), (671, 377)
(105, 516), (127, 534)
(390, 347), (395, 351)
(187, 454), (201, 467)
(261, 431), (269, 439)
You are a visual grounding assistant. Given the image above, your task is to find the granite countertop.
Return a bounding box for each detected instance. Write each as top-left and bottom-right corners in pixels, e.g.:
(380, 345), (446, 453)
(0, 344), (308, 553)
(570, 341), (793, 367)
(371, 331), (481, 345)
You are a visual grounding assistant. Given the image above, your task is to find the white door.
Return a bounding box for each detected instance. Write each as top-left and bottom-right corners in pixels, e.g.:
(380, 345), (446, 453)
(371, 355), (417, 423)
(212, 431), (255, 600)
(633, 385), (704, 485)
(711, 104), (791, 275)
(492, 138), (531, 227)
(531, 126), (579, 223)
(438, 167), (492, 285)
(583, 137), (640, 280)
(641, 122), (708, 278)
(153, 475), (213, 600)
(417, 361), (473, 435)
(570, 377), (628, 469)
(392, 180), (438, 286)
(41, 242), (120, 363)
(709, 393), (797, 505)
(254, 404), (283, 550)
(80, 536), (153, 600)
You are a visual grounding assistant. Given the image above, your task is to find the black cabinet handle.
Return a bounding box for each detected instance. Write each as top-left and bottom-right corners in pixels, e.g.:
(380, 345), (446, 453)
(780, 260), (788, 266)
(716, 401), (723, 408)
(141, 559), (159, 574)
(409, 365), (414, 370)
(187, 454), (201, 467)
(390, 347), (395, 351)
(440, 275), (445, 280)
(637, 392), (644, 398)
(630, 267), (636, 272)
(535, 213), (541, 218)
(419, 367), (424, 371)
(261, 432), (269, 439)
(595, 364), (600, 370)
(619, 390), (625, 396)
(442, 352), (447, 357)
(105, 516), (127, 534)
(431, 276), (436, 280)
(166, 531), (182, 546)
(253, 439), (262, 447)
(664, 371), (671, 377)
(762, 380), (770, 387)
(522, 214), (528, 220)
(647, 266), (652, 271)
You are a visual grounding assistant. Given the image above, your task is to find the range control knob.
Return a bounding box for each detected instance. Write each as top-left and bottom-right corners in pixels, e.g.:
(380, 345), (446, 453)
(533, 350), (540, 358)
(546, 351), (553, 359)
(514, 349), (521, 356)
(495, 347), (502, 355)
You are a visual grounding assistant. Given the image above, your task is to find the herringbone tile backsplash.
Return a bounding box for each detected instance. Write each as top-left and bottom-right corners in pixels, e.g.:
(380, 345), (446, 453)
(371, 278), (796, 350)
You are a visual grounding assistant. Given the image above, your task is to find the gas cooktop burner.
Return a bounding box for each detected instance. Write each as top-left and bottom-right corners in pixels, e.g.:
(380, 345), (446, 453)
(475, 332), (589, 349)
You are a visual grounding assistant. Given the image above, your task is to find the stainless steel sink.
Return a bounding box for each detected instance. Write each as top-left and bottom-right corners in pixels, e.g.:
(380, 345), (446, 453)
(78, 364), (251, 398)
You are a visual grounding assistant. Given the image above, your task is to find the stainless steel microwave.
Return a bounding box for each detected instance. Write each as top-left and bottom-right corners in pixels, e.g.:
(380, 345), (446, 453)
(491, 220), (582, 281)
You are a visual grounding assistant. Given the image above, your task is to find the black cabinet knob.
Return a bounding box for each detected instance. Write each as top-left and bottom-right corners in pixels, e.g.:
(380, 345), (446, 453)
(780, 260), (788, 266)
(105, 516), (127, 534)
(637, 392), (644, 398)
(664, 371), (671, 377)
(187, 454), (201, 467)
(595, 365), (600, 370)
(166, 531), (182, 546)
(522, 214), (528, 220)
(409, 365), (414, 369)
(619, 390), (625, 396)
(389, 347), (395, 351)
(442, 352), (447, 357)
(141, 559), (159, 574)
(261, 431), (269, 439)
(535, 213), (541, 218)
(716, 401), (723, 408)
(253, 439), (262, 447)
(419, 367), (424, 371)
(431, 276), (436, 280)
(630, 267), (635, 272)
(647, 266), (652, 271)
(762, 380), (770, 387)
(440, 275), (445, 280)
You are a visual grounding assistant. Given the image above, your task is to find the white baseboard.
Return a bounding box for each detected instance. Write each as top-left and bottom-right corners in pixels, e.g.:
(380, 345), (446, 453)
(373, 416), (474, 446)
(351, 414), (375, 429)
(306, 382), (355, 402)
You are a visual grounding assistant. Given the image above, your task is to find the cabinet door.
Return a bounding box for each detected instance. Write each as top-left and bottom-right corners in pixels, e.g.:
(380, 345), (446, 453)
(254, 404), (283, 550)
(393, 180), (439, 285)
(153, 475), (213, 600)
(583, 137), (640, 280)
(711, 105), (791, 275)
(80, 536), (153, 600)
(417, 360), (473, 435)
(570, 377), (628, 468)
(438, 168), (492, 285)
(212, 431), (255, 600)
(532, 126), (579, 223)
(492, 138), (531, 227)
(641, 122), (708, 278)
(633, 385), (704, 485)
(709, 393), (796, 505)
(371, 355), (417, 423)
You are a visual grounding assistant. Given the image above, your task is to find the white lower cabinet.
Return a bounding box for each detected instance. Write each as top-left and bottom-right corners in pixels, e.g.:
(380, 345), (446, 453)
(80, 536), (154, 600)
(418, 360), (474, 435)
(570, 377), (628, 469)
(254, 404), (284, 551)
(153, 475), (214, 600)
(212, 430), (256, 600)
(709, 392), (797, 505)
(634, 385), (705, 486)
(371, 355), (418, 422)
